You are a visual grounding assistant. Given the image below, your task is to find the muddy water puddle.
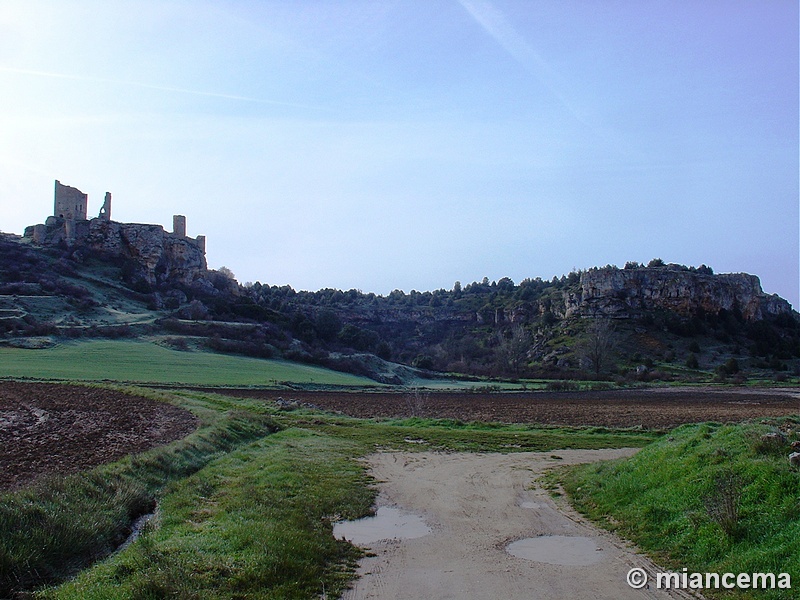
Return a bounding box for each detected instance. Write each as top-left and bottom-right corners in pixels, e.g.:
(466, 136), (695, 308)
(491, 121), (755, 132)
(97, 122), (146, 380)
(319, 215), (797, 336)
(506, 535), (606, 566)
(519, 501), (546, 509)
(334, 506), (431, 545)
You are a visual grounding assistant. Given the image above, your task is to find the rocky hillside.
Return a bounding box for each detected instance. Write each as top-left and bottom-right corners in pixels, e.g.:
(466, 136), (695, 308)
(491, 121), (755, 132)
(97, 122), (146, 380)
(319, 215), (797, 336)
(242, 261), (798, 381)
(0, 234), (797, 383)
(565, 264), (791, 321)
(25, 217), (207, 292)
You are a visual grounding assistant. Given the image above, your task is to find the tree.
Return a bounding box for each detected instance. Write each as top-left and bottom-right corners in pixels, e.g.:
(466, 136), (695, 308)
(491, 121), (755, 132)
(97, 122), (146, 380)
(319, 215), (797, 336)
(184, 299), (209, 321)
(580, 319), (616, 378)
(315, 309), (341, 341)
(217, 266), (235, 280)
(496, 325), (531, 376)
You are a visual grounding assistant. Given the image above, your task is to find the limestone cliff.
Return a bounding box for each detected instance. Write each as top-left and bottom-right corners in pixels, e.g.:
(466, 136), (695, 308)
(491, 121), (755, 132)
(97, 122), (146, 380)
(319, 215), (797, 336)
(564, 265), (791, 321)
(86, 220), (206, 286)
(25, 218), (206, 287)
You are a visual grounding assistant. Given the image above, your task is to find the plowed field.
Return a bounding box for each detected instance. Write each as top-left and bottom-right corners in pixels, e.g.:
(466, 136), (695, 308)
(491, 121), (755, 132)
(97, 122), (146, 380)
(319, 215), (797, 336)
(220, 386), (800, 429)
(2, 382), (798, 493)
(0, 382), (198, 491)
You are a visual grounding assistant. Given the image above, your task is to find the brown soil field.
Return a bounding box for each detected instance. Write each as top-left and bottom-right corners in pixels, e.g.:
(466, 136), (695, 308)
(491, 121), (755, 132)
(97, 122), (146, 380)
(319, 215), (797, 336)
(2, 382), (798, 493)
(218, 386), (800, 429)
(0, 382), (198, 491)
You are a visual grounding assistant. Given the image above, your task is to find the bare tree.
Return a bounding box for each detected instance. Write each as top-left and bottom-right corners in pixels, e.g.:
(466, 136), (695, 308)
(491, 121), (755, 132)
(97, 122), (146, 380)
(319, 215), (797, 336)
(404, 386), (429, 417)
(580, 319), (616, 378)
(217, 266), (236, 280)
(496, 325), (531, 377)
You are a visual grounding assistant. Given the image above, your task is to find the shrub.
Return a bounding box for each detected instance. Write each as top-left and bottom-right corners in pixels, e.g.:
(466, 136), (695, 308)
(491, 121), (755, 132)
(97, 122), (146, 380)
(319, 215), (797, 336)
(703, 469), (743, 538)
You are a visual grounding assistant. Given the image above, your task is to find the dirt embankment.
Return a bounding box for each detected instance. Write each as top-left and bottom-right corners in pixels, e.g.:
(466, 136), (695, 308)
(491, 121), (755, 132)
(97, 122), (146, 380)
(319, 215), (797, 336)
(0, 382), (198, 491)
(218, 387), (800, 429)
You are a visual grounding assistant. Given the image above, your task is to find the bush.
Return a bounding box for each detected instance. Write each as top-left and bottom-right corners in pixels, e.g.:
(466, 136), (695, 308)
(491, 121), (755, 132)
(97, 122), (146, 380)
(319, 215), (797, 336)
(204, 336), (274, 359)
(412, 355), (434, 370)
(703, 469), (743, 538)
(716, 357), (740, 376)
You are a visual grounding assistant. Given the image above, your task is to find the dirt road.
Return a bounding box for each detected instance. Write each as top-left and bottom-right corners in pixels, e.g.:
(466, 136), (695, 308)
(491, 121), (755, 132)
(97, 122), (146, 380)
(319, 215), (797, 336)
(341, 450), (695, 599)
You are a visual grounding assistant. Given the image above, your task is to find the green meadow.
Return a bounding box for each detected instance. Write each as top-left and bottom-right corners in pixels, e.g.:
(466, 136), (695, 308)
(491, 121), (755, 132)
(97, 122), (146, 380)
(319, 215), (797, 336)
(0, 340), (377, 387)
(558, 419), (800, 599)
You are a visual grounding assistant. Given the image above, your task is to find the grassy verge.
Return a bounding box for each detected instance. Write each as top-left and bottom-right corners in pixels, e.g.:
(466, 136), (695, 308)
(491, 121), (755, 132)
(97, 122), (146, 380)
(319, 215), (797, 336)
(558, 417), (800, 599)
(296, 415), (659, 453)
(42, 429), (374, 600)
(0, 340), (379, 387)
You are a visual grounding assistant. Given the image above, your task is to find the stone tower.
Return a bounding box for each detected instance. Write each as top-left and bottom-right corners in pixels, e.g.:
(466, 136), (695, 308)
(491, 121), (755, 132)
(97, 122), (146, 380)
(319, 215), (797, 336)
(173, 215), (187, 238)
(54, 180), (88, 220)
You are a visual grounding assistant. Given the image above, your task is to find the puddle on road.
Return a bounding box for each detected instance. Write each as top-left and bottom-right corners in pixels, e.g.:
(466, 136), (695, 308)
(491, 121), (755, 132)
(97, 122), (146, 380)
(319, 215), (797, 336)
(519, 501), (546, 509)
(506, 535), (605, 566)
(334, 506), (432, 545)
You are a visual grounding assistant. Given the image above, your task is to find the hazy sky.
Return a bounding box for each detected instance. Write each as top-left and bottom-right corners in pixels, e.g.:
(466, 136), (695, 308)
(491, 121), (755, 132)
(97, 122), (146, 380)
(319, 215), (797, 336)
(1, 1), (797, 307)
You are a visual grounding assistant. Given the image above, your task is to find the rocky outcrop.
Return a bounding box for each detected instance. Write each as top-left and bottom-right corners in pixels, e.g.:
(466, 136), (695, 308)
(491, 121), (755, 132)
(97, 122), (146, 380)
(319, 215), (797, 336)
(89, 220), (206, 286)
(25, 218), (207, 287)
(564, 266), (791, 321)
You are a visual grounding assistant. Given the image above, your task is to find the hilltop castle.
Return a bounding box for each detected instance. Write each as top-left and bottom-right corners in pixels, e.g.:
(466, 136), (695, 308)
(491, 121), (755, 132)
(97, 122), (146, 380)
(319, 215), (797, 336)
(25, 180), (205, 254)
(24, 180), (207, 287)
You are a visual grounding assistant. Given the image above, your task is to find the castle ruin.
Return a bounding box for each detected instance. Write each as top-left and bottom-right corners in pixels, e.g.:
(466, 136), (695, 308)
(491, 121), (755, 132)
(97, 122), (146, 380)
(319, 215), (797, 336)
(25, 180), (205, 254)
(23, 180), (207, 286)
(54, 180), (88, 221)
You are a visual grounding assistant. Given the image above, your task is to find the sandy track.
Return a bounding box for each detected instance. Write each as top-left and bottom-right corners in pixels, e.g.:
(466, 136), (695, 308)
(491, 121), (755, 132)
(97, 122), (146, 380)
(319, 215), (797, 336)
(342, 450), (696, 600)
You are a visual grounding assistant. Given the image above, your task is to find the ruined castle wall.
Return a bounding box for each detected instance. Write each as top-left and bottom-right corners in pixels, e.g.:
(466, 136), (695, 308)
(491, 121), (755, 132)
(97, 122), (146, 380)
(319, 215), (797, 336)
(99, 192), (111, 221)
(54, 180), (88, 221)
(27, 181), (207, 286)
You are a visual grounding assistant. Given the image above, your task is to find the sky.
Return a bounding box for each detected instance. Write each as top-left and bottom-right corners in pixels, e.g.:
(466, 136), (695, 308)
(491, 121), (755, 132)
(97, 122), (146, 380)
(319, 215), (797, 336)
(1, 0), (797, 308)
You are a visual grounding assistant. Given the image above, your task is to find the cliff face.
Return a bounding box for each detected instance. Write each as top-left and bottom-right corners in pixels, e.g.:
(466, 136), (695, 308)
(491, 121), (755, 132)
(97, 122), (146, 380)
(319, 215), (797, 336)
(26, 218), (207, 287)
(564, 266), (791, 321)
(86, 220), (207, 286)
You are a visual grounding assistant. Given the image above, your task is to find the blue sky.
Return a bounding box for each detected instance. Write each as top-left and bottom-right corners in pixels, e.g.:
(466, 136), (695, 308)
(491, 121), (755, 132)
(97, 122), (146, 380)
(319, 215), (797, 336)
(1, 1), (797, 308)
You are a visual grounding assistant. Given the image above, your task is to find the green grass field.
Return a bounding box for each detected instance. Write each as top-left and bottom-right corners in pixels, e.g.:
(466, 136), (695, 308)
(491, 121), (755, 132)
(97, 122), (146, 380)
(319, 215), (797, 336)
(0, 340), (379, 387)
